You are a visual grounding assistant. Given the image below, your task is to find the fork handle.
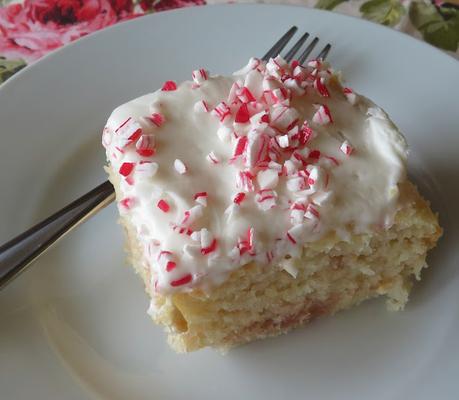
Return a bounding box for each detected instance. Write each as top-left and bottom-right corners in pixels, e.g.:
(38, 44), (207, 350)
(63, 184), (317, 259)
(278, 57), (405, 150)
(0, 180), (115, 289)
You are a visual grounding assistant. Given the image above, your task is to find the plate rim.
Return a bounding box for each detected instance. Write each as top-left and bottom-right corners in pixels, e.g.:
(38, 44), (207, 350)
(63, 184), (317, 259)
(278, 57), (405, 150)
(0, 3), (458, 98)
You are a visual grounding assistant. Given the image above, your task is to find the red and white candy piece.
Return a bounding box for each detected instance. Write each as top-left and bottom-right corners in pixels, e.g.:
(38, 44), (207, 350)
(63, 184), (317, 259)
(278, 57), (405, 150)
(236, 57), (263, 74)
(340, 140), (354, 156)
(312, 104), (333, 125)
(191, 69), (208, 84)
(292, 64), (306, 80)
(174, 159), (187, 174)
(298, 121), (315, 145)
(180, 205), (204, 226)
(149, 113), (165, 127)
(270, 104), (299, 130)
(171, 223), (193, 236)
(283, 159), (298, 176)
(257, 168), (279, 190)
(243, 69), (264, 100)
(246, 130), (269, 168)
(119, 162), (135, 177)
(233, 192), (246, 205)
(286, 224), (306, 245)
(161, 81), (177, 91)
(287, 176), (306, 192)
(266, 55), (288, 79)
(194, 100), (210, 113)
(305, 203), (320, 220)
(119, 197), (136, 211)
(268, 161), (282, 172)
(135, 134), (155, 157)
(312, 190), (332, 206)
(232, 136), (248, 159)
(284, 78), (305, 96)
(135, 161), (158, 179)
(290, 209), (305, 225)
(277, 134), (289, 148)
(255, 189), (277, 211)
(237, 86), (257, 103)
(343, 87), (357, 105)
(227, 81), (242, 104)
(206, 151), (220, 164)
(157, 199), (170, 213)
(306, 165), (326, 191)
(236, 170), (255, 192)
(194, 192), (208, 206)
(200, 228), (218, 255)
(313, 76), (330, 97)
(114, 118), (143, 148)
(235, 103), (250, 123)
(170, 274), (193, 287)
(157, 251), (177, 273)
(212, 101), (231, 122)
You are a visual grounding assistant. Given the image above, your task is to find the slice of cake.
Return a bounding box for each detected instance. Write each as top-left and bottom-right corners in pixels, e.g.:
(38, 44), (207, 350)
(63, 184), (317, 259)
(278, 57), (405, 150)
(102, 57), (441, 353)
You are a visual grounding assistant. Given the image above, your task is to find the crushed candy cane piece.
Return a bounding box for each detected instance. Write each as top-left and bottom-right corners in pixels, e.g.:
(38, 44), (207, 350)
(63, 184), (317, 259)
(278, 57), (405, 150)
(174, 159), (187, 174)
(343, 87), (357, 105)
(212, 101), (231, 122)
(157, 199), (170, 213)
(135, 161), (158, 179)
(136, 134), (155, 157)
(277, 135), (289, 148)
(161, 81), (177, 91)
(192, 69), (208, 84)
(119, 162), (135, 177)
(170, 274), (192, 287)
(194, 192), (208, 206)
(119, 197), (136, 210)
(312, 104), (333, 125)
(194, 100), (210, 113)
(206, 151), (220, 164)
(340, 140), (354, 156)
(314, 77), (330, 97)
(257, 169), (279, 189)
(235, 103), (250, 123)
(181, 205), (204, 225)
(236, 170), (255, 192)
(233, 192), (246, 205)
(166, 261), (177, 272)
(255, 190), (277, 211)
(149, 113), (165, 127)
(115, 118), (143, 147)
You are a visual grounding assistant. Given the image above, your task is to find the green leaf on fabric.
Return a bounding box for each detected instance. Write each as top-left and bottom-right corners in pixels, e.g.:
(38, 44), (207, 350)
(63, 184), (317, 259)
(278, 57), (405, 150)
(409, 1), (459, 51)
(0, 0), (17, 6)
(360, 0), (406, 26)
(0, 57), (27, 84)
(315, 0), (346, 11)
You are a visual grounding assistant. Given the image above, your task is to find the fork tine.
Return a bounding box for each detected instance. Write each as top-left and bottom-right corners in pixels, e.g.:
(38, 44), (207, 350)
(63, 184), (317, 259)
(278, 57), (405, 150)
(316, 43), (332, 61)
(284, 32), (310, 62)
(298, 37), (319, 64)
(262, 26), (298, 61)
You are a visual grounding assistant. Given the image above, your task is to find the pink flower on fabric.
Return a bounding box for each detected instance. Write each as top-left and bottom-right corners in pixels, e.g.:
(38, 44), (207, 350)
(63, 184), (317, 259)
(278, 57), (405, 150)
(151, 0), (205, 11)
(0, 0), (138, 62)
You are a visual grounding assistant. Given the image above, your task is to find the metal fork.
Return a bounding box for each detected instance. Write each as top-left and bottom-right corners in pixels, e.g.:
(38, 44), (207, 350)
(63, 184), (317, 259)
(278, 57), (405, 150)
(0, 27), (331, 289)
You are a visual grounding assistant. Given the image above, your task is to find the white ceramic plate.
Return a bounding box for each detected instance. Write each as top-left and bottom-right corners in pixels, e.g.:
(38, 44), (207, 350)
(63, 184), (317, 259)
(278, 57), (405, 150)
(1, 4), (458, 399)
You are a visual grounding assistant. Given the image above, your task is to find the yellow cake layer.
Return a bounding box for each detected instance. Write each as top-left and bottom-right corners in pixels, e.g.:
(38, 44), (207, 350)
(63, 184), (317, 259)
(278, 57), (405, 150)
(109, 168), (441, 352)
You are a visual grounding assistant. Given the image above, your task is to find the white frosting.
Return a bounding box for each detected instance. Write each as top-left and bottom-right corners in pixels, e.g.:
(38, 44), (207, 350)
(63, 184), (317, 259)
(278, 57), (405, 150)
(103, 57), (408, 293)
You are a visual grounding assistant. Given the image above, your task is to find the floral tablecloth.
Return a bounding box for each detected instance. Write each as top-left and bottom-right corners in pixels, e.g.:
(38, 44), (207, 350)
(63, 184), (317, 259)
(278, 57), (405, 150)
(0, 0), (457, 83)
